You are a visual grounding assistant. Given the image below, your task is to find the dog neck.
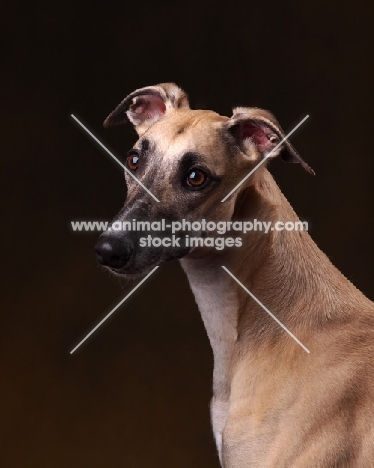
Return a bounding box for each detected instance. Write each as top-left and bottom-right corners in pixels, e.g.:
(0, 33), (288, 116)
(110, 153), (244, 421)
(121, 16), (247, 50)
(179, 170), (365, 399)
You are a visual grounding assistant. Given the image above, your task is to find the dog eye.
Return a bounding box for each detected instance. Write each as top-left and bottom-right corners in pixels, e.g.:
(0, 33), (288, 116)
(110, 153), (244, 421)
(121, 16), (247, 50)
(127, 152), (139, 171)
(186, 169), (208, 188)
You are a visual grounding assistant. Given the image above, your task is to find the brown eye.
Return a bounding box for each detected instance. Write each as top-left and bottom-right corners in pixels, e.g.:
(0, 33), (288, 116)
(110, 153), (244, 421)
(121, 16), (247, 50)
(186, 169), (207, 188)
(127, 153), (139, 171)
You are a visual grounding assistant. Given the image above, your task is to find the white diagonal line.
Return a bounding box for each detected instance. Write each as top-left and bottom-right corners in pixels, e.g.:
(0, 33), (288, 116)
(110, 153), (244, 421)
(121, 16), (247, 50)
(221, 266), (310, 354)
(71, 114), (160, 203)
(221, 115), (309, 202)
(70, 266), (159, 354)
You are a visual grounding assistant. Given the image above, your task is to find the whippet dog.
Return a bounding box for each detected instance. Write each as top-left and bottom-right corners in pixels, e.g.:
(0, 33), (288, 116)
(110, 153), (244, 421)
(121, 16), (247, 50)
(95, 83), (374, 467)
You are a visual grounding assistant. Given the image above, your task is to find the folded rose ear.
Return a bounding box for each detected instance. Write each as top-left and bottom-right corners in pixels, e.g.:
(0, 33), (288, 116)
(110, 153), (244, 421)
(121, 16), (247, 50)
(226, 107), (315, 174)
(103, 83), (189, 135)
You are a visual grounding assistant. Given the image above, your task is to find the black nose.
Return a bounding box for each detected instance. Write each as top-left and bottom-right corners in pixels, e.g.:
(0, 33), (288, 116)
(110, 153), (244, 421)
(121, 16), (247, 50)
(94, 236), (133, 269)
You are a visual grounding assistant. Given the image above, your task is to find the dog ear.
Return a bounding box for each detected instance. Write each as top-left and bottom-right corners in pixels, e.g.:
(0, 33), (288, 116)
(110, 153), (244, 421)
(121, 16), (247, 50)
(103, 83), (189, 135)
(225, 107), (315, 174)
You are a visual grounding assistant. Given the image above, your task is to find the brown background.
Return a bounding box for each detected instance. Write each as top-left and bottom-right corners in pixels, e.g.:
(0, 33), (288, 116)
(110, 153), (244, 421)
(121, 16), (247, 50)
(1, 1), (373, 467)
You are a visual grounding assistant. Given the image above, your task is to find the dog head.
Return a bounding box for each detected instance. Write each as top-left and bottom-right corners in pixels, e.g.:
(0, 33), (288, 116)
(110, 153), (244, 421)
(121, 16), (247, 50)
(95, 83), (313, 277)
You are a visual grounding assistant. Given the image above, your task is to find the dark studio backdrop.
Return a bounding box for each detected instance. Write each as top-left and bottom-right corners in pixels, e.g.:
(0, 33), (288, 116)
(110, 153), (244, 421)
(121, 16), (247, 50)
(1, 1), (373, 467)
